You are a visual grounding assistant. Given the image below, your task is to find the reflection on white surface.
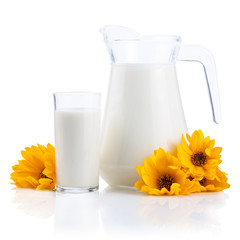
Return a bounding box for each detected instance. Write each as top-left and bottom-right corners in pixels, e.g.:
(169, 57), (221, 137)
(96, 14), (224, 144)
(100, 187), (146, 234)
(137, 191), (227, 231)
(54, 191), (100, 236)
(12, 188), (56, 218)
(100, 186), (228, 238)
(11, 186), (229, 239)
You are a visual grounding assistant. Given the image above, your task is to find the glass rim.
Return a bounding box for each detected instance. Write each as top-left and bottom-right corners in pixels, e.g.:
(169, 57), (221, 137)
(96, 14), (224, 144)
(53, 91), (101, 96)
(53, 91), (101, 111)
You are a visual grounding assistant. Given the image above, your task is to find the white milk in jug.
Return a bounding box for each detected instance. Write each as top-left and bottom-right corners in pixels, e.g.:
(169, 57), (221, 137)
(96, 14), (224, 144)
(100, 64), (187, 187)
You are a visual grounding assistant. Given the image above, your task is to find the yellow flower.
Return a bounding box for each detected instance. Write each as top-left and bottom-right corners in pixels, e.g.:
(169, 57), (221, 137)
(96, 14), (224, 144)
(11, 144), (56, 191)
(188, 169), (230, 192)
(134, 148), (192, 195)
(177, 130), (221, 180)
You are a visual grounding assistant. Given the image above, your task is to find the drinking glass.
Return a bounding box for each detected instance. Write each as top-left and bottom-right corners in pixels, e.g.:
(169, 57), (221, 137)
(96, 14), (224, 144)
(54, 92), (101, 193)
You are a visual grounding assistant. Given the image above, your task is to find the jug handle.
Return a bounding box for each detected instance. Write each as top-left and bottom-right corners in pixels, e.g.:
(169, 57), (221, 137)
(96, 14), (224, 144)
(177, 45), (221, 124)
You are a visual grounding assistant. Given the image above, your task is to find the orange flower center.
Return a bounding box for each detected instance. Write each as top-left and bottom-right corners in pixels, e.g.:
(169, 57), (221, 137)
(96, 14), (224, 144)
(188, 176), (194, 181)
(157, 175), (174, 191)
(199, 177), (207, 186)
(191, 152), (207, 166)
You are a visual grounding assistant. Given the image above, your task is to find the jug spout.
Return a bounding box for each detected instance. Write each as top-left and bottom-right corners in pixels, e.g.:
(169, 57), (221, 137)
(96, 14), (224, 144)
(100, 25), (140, 42)
(100, 26), (141, 63)
(100, 25), (181, 64)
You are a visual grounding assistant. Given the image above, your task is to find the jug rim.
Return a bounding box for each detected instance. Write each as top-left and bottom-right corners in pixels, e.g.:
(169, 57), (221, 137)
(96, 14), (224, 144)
(107, 35), (181, 43)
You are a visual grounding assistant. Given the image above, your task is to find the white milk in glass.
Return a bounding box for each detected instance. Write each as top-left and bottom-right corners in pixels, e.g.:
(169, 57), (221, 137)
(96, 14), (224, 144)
(100, 64), (187, 187)
(55, 108), (100, 188)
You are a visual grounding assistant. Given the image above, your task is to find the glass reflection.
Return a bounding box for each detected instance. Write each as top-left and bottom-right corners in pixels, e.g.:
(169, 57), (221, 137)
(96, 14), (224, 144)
(54, 191), (100, 236)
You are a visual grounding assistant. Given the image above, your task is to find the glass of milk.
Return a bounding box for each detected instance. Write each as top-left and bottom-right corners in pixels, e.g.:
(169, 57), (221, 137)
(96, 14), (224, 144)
(54, 92), (101, 193)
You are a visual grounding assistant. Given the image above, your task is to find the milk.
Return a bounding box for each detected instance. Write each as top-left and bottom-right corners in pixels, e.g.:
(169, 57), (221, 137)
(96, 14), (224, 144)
(100, 64), (187, 187)
(55, 108), (100, 188)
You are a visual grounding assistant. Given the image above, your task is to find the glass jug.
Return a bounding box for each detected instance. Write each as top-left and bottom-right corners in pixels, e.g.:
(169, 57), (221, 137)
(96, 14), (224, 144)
(100, 26), (221, 187)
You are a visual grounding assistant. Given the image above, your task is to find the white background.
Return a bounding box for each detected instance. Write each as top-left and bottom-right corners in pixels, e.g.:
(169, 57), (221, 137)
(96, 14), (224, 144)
(0, 0), (239, 239)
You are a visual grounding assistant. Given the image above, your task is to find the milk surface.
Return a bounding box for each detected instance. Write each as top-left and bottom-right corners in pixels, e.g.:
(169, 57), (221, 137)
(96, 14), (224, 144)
(100, 64), (188, 187)
(55, 108), (100, 188)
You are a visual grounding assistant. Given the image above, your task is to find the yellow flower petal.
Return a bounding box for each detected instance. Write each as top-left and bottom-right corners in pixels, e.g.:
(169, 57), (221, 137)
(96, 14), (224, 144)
(177, 130), (225, 180)
(37, 178), (55, 191)
(134, 180), (145, 191)
(26, 176), (39, 188)
(144, 157), (159, 177)
(135, 148), (191, 196)
(189, 130), (203, 152)
(177, 145), (192, 166)
(210, 147), (222, 158)
(142, 172), (158, 189)
(186, 133), (191, 143)
(10, 143), (56, 191)
(205, 148), (211, 156)
(136, 165), (144, 178)
(181, 135), (193, 155)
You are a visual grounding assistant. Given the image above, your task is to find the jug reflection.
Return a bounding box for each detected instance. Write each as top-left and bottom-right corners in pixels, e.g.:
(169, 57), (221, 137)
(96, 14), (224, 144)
(100, 186), (227, 237)
(54, 191), (99, 236)
(100, 26), (221, 187)
(100, 187), (145, 234)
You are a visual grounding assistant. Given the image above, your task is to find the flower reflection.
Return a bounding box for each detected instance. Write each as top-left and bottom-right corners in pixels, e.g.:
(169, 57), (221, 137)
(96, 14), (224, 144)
(137, 192), (228, 231)
(100, 186), (228, 237)
(12, 188), (56, 218)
